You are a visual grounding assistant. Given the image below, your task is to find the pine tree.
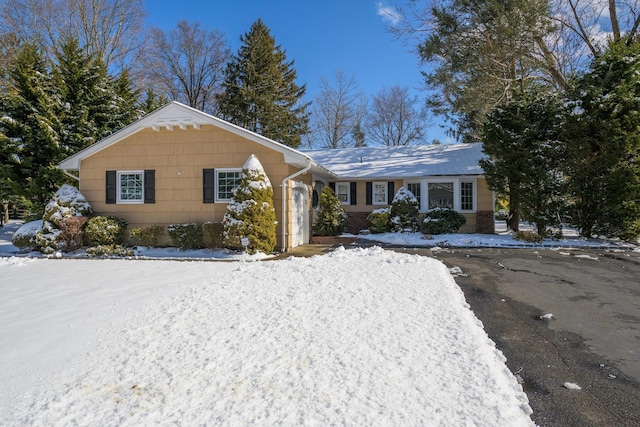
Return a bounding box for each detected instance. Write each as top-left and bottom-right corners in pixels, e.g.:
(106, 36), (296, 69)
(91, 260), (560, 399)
(480, 87), (564, 235)
(52, 37), (117, 155)
(0, 42), (64, 210)
(223, 154), (277, 254)
(112, 69), (143, 129)
(217, 19), (309, 148)
(562, 40), (640, 240)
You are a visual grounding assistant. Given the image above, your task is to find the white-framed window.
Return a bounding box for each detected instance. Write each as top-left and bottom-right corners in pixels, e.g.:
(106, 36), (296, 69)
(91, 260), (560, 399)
(406, 182), (422, 207)
(335, 182), (350, 205)
(117, 170), (144, 204)
(372, 182), (388, 205)
(428, 182), (454, 209)
(460, 181), (475, 211)
(215, 168), (242, 202)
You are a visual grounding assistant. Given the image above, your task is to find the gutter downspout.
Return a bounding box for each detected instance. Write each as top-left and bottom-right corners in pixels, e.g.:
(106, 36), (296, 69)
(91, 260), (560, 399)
(62, 170), (80, 181)
(281, 160), (312, 252)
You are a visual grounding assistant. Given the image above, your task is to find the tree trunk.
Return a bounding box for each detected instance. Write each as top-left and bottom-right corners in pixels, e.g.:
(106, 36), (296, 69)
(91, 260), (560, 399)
(507, 195), (520, 232)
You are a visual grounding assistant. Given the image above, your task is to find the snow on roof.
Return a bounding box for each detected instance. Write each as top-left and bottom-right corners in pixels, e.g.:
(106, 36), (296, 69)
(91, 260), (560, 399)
(306, 143), (485, 179)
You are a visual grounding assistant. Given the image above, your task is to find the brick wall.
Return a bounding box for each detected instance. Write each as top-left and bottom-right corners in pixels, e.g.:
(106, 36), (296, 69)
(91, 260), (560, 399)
(344, 212), (371, 234)
(476, 211), (495, 234)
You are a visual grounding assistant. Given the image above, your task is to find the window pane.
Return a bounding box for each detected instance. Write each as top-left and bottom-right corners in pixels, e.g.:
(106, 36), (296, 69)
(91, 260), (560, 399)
(461, 182), (474, 210)
(373, 183), (387, 204)
(407, 183), (421, 206)
(428, 182), (453, 209)
(336, 183), (349, 203)
(119, 173), (143, 201)
(218, 171), (242, 200)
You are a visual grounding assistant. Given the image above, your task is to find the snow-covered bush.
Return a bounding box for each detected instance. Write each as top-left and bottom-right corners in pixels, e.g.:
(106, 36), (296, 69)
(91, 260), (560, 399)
(86, 245), (134, 257)
(58, 216), (88, 251)
(203, 222), (224, 249)
(312, 187), (347, 236)
(168, 223), (204, 250)
(223, 154), (277, 255)
(129, 225), (165, 247)
(389, 187), (419, 232)
(421, 208), (467, 235)
(11, 220), (42, 251)
(514, 230), (544, 243)
(85, 216), (128, 246)
(38, 185), (93, 253)
(368, 208), (391, 234)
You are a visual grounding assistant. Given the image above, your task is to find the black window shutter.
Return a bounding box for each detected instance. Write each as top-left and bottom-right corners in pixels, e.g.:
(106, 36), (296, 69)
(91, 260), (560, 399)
(203, 168), (215, 203)
(350, 182), (357, 205)
(329, 182), (335, 192)
(144, 170), (155, 204)
(106, 170), (116, 204)
(387, 182), (395, 204)
(366, 182), (372, 205)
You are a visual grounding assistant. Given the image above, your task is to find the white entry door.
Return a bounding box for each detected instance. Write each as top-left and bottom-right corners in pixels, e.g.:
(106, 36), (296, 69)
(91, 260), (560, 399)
(291, 183), (310, 248)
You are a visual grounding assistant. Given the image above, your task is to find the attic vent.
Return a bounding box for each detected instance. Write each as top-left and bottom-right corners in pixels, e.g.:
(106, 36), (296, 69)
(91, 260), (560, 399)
(150, 117), (201, 132)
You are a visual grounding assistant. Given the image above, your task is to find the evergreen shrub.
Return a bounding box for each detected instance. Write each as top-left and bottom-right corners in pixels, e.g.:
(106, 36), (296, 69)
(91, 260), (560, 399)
(421, 208), (467, 235)
(514, 230), (544, 243)
(86, 245), (134, 257)
(168, 223), (204, 250)
(389, 187), (419, 232)
(368, 208), (392, 234)
(129, 225), (165, 247)
(85, 216), (128, 246)
(203, 222), (224, 249)
(312, 187), (347, 236)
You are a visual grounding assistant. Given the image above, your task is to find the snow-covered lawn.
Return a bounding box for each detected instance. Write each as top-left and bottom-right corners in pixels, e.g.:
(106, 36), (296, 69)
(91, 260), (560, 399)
(0, 243), (534, 425)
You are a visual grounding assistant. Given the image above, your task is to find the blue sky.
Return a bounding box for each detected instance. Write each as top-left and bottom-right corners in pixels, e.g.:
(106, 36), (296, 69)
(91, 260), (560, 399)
(146, 1), (446, 142)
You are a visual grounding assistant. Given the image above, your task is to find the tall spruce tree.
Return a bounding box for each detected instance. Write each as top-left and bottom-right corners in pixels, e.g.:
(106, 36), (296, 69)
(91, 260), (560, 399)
(217, 19), (309, 148)
(53, 37), (117, 155)
(112, 69), (143, 129)
(0, 42), (64, 210)
(562, 40), (640, 241)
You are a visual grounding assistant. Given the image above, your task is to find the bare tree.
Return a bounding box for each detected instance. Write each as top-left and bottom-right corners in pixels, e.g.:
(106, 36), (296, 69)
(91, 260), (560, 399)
(310, 70), (368, 149)
(0, 0), (146, 69)
(144, 20), (230, 114)
(367, 86), (426, 146)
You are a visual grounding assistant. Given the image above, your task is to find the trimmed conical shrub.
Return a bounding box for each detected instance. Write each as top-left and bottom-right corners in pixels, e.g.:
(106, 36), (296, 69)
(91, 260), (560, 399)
(390, 187), (419, 232)
(223, 154), (277, 254)
(313, 186), (347, 236)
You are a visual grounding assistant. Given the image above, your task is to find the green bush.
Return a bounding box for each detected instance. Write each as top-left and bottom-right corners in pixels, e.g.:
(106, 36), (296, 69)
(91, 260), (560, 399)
(421, 208), (467, 235)
(11, 220), (42, 251)
(389, 187), (419, 232)
(168, 223), (204, 250)
(85, 216), (128, 246)
(223, 155), (277, 255)
(368, 208), (392, 234)
(129, 225), (165, 247)
(312, 187), (347, 236)
(203, 222), (224, 249)
(86, 245), (134, 257)
(514, 230), (544, 243)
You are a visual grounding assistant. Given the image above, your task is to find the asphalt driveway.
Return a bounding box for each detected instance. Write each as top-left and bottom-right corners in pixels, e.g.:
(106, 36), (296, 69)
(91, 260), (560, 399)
(423, 247), (640, 426)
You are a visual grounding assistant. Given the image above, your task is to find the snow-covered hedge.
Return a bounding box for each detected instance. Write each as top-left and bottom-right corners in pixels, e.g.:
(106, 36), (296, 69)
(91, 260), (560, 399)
(368, 208), (392, 234)
(11, 220), (42, 251)
(38, 185), (93, 253)
(422, 208), (466, 235)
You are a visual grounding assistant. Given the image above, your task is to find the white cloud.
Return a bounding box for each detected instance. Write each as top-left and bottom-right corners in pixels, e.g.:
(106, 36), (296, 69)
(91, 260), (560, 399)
(376, 2), (402, 26)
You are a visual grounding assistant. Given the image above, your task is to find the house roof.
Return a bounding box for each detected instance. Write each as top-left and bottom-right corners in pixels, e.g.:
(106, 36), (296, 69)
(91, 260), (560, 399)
(58, 101), (335, 178)
(305, 143), (485, 180)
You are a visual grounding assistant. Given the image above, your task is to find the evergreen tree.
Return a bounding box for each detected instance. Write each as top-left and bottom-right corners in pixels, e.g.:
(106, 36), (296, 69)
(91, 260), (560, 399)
(0, 42), (64, 210)
(52, 37), (117, 155)
(312, 187), (347, 236)
(112, 69), (143, 129)
(223, 154), (277, 254)
(217, 19), (309, 148)
(139, 88), (168, 115)
(562, 40), (640, 240)
(389, 187), (419, 232)
(480, 87), (564, 235)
